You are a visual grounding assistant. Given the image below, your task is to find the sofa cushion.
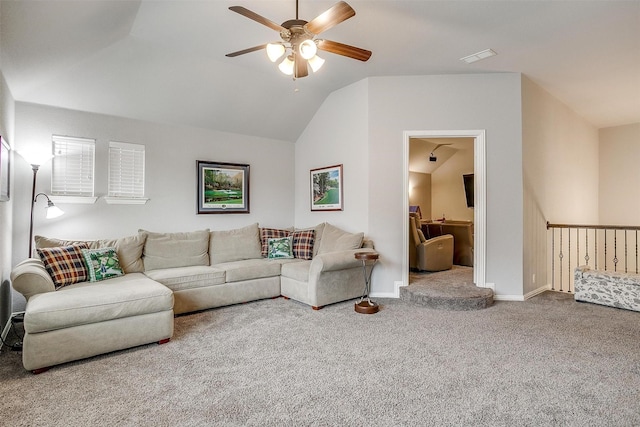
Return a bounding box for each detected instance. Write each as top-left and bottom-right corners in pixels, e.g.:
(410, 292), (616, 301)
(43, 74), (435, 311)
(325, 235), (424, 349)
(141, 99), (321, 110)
(96, 234), (146, 273)
(292, 230), (315, 260)
(35, 234), (146, 274)
(81, 247), (125, 282)
(260, 227), (293, 257)
(36, 244), (90, 289)
(213, 259), (282, 283)
(316, 223), (363, 255)
(144, 266), (226, 292)
(209, 223), (261, 264)
(281, 260), (312, 282)
(140, 229), (210, 271)
(24, 273), (173, 334)
(268, 236), (294, 259)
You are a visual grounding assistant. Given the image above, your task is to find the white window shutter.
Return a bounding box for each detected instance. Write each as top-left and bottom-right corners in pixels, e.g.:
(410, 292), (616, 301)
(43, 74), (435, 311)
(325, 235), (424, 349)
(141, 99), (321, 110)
(108, 141), (145, 198)
(51, 136), (95, 197)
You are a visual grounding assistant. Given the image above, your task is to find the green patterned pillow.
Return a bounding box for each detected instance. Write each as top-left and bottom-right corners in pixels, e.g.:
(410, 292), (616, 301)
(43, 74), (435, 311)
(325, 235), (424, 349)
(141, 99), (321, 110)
(81, 247), (125, 282)
(267, 236), (294, 259)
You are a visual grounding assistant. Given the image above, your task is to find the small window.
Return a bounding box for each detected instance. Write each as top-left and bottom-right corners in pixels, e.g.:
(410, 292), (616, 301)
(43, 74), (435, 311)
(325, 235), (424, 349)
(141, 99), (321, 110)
(51, 135), (95, 197)
(108, 141), (145, 199)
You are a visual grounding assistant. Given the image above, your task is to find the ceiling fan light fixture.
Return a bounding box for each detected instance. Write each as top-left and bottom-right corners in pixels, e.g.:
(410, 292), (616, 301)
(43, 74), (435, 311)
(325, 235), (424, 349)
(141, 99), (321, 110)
(266, 43), (286, 62)
(298, 39), (317, 60)
(278, 55), (295, 75)
(308, 54), (325, 72)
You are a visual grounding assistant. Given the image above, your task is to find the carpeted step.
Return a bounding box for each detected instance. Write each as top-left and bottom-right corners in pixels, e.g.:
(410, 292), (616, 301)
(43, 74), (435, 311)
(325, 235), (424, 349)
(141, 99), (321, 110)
(402, 266), (493, 310)
(400, 282), (493, 310)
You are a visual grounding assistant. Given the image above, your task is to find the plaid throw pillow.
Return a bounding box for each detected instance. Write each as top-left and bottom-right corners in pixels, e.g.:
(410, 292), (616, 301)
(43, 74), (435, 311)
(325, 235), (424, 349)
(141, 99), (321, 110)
(37, 244), (89, 289)
(260, 228), (291, 257)
(292, 230), (315, 260)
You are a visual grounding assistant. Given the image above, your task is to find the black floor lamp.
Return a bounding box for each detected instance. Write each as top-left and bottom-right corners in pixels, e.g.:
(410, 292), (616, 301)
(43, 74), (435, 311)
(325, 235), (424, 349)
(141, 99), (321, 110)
(28, 163), (63, 257)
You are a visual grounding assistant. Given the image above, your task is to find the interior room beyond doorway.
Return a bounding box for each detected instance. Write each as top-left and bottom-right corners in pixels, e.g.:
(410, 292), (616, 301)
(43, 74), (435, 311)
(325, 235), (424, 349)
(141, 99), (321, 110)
(409, 137), (475, 280)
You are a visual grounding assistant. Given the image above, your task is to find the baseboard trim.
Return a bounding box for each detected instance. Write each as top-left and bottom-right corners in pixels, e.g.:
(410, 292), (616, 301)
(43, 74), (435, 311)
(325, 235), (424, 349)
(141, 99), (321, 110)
(493, 294), (525, 301)
(370, 291), (398, 299)
(524, 284), (551, 300)
(493, 285), (552, 302)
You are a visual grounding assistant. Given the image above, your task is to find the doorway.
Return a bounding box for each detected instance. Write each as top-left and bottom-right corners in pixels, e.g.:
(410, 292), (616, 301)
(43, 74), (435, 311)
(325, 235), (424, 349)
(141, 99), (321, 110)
(403, 130), (487, 289)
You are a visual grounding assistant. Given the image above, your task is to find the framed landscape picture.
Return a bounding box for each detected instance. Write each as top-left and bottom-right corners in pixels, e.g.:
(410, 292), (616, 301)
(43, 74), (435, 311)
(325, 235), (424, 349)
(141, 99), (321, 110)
(310, 164), (343, 211)
(0, 136), (9, 202)
(197, 160), (249, 214)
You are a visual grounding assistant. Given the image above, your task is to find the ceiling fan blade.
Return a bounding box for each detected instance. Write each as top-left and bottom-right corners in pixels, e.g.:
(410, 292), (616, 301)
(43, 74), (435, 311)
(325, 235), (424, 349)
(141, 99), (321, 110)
(305, 1), (355, 35)
(317, 39), (372, 62)
(229, 6), (285, 32)
(225, 44), (268, 58)
(295, 55), (309, 78)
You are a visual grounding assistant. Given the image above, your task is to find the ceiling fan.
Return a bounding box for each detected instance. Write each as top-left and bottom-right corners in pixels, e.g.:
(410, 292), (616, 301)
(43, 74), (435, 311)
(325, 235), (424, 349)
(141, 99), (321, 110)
(225, 0), (372, 78)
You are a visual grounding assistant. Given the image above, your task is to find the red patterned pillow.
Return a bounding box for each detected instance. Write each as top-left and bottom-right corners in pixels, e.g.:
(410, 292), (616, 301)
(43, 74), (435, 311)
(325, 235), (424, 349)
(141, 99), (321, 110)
(260, 228), (291, 257)
(37, 244), (89, 289)
(292, 230), (315, 260)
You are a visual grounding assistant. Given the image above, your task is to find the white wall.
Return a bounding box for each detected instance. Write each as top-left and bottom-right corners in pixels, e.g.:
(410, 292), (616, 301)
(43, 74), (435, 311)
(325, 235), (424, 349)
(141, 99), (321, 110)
(296, 74), (524, 297)
(0, 71), (16, 325)
(11, 103), (295, 308)
(599, 123), (640, 225)
(408, 171), (431, 220)
(294, 79), (369, 231)
(521, 76), (599, 295)
(431, 146), (474, 222)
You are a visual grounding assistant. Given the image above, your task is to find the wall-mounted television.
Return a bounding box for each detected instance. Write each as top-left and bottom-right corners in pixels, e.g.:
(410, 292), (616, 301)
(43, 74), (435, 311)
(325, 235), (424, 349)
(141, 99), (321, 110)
(463, 174), (474, 208)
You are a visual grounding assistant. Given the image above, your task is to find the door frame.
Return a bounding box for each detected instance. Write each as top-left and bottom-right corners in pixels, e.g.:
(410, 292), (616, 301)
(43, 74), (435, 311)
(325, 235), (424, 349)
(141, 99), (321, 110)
(403, 130), (487, 288)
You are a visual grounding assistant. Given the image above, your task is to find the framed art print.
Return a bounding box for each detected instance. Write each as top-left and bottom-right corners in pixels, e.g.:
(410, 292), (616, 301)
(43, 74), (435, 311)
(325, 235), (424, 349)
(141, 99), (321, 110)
(0, 136), (9, 202)
(197, 160), (249, 214)
(310, 164), (343, 211)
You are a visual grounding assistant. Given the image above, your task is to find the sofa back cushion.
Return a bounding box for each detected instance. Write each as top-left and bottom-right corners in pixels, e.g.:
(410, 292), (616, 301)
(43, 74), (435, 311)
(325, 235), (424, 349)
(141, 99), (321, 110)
(95, 234), (146, 273)
(316, 223), (363, 255)
(140, 229), (210, 271)
(35, 234), (146, 274)
(209, 223), (262, 265)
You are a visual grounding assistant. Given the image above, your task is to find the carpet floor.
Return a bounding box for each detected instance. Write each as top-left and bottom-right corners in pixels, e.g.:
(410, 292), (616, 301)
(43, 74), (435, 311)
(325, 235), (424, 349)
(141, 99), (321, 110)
(0, 293), (639, 426)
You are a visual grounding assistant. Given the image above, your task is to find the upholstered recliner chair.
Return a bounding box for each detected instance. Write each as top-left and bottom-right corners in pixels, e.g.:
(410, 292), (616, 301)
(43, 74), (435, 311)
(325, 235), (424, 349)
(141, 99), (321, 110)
(409, 213), (454, 272)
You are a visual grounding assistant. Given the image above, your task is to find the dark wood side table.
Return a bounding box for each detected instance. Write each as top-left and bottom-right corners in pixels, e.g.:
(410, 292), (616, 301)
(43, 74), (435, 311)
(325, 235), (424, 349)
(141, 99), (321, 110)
(354, 252), (379, 314)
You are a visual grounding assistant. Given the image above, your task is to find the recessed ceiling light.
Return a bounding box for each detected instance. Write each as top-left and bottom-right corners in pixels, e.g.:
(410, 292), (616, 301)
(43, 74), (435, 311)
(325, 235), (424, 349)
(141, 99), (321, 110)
(460, 49), (497, 64)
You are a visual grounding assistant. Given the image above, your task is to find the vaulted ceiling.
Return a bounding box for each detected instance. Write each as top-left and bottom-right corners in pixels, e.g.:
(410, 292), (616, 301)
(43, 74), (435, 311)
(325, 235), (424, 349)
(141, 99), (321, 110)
(1, 1), (639, 142)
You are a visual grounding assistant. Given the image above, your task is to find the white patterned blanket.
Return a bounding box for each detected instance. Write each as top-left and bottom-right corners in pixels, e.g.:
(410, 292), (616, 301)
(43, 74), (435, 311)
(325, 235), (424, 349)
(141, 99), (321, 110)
(574, 266), (640, 312)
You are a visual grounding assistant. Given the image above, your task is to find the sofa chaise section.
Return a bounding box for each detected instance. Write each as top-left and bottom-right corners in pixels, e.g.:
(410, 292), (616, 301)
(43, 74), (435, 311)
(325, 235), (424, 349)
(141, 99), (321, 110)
(12, 261), (174, 373)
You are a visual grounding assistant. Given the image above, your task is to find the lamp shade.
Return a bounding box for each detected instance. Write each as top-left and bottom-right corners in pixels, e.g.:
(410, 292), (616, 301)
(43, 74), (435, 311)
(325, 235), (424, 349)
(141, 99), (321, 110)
(45, 201), (64, 219)
(266, 43), (285, 62)
(17, 149), (52, 168)
(278, 55), (295, 75)
(299, 39), (317, 60)
(308, 55), (325, 72)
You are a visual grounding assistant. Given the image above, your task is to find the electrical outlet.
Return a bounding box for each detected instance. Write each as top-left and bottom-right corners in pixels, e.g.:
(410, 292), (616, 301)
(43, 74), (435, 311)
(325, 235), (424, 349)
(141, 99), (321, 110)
(532, 273), (536, 284)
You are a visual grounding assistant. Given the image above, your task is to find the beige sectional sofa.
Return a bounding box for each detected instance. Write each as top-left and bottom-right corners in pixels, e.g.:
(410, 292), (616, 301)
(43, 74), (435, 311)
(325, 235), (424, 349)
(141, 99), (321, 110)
(10, 222), (374, 373)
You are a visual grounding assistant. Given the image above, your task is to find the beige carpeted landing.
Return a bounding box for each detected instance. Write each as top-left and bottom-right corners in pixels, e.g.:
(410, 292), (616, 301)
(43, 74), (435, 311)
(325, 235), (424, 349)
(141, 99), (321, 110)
(403, 266), (494, 310)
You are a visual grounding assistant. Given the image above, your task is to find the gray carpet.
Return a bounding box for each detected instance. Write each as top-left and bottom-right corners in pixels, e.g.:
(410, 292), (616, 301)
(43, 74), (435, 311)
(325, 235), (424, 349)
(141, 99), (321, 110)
(405, 266), (493, 310)
(1, 293), (639, 426)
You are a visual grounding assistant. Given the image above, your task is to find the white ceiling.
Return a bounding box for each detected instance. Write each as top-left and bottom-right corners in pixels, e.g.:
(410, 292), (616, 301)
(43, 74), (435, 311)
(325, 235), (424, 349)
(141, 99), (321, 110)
(1, 1), (639, 142)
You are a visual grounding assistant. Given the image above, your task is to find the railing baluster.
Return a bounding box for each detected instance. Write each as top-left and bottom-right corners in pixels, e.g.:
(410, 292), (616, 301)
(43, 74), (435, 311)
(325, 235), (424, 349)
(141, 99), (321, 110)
(551, 228), (556, 291)
(559, 230), (564, 292)
(624, 231), (628, 274)
(585, 228), (590, 266)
